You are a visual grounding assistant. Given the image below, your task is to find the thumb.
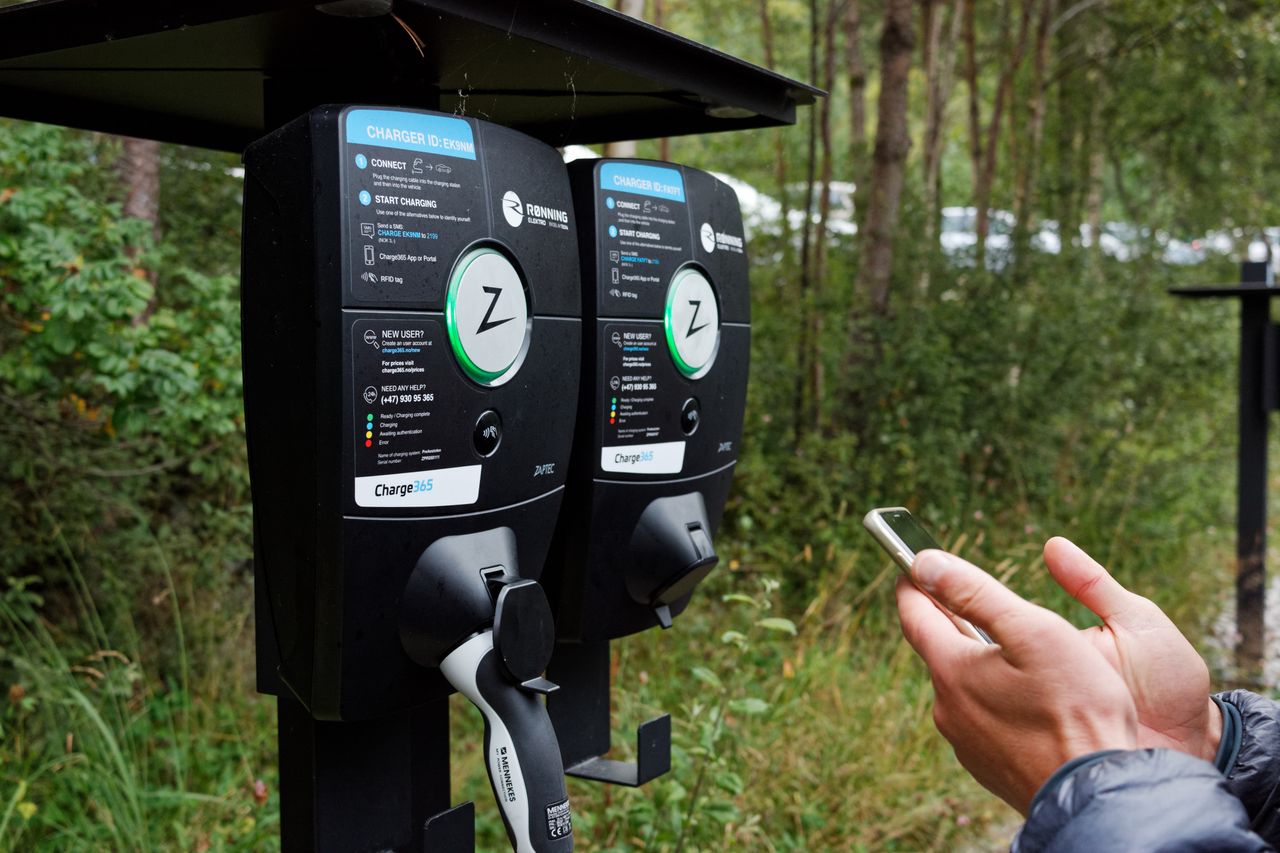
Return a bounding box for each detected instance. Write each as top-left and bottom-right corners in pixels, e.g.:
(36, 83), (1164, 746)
(1043, 537), (1135, 622)
(912, 550), (1036, 648)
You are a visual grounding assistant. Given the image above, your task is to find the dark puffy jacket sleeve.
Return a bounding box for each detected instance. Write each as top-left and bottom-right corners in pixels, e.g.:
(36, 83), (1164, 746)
(1013, 749), (1272, 852)
(1219, 689), (1280, 841)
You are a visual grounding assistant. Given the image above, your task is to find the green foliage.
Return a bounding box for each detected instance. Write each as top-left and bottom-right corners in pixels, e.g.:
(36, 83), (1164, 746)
(1097, 4), (1280, 233)
(0, 122), (244, 462)
(0, 121), (261, 851)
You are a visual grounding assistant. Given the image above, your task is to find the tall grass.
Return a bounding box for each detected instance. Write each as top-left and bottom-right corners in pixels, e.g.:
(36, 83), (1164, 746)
(0, 512), (276, 852)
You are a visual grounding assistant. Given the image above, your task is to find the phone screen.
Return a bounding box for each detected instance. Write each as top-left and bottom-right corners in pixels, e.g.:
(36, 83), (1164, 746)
(879, 508), (941, 557)
(867, 507), (995, 645)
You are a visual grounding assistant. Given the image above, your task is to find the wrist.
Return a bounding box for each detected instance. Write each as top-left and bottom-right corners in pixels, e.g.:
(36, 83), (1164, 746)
(1197, 695), (1224, 763)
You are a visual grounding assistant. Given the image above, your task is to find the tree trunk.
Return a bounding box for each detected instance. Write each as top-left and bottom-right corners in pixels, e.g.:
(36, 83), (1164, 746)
(793, 0), (822, 446)
(1012, 0), (1056, 275)
(1083, 68), (1105, 268)
(806, 0), (839, 435)
(1054, 37), (1082, 246)
(604, 0), (646, 159)
(759, 0), (791, 248)
(920, 0), (962, 293)
(973, 0), (1034, 263)
(857, 0), (916, 315)
(963, 0), (981, 199)
(843, 0), (868, 232)
(120, 136), (160, 324)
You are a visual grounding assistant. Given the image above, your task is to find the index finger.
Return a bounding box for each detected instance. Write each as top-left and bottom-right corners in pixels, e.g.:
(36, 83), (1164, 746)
(1043, 536), (1135, 622)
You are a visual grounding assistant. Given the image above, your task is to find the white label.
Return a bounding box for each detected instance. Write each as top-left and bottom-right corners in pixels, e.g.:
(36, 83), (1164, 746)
(354, 465), (481, 507)
(600, 440), (686, 475)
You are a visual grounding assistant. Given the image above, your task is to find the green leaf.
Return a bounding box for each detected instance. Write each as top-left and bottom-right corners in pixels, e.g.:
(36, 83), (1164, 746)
(755, 617), (797, 636)
(714, 771), (745, 795)
(728, 697), (770, 716)
(689, 666), (723, 690)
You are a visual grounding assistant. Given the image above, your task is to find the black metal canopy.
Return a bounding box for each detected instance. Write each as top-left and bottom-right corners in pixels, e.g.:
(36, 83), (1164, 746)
(0, 0), (820, 151)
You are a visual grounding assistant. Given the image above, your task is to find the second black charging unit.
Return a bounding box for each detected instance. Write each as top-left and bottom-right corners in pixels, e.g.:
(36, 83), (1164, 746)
(545, 159), (752, 785)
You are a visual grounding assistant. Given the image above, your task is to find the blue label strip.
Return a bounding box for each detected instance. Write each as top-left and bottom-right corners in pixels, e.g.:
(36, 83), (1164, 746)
(599, 162), (685, 203)
(344, 109), (477, 160)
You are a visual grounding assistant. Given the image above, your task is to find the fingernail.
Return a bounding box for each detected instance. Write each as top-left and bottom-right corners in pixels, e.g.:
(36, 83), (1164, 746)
(913, 550), (950, 589)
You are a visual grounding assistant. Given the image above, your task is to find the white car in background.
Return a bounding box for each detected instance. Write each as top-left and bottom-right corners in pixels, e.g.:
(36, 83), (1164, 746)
(940, 207), (1015, 268)
(1079, 221), (1148, 261)
(1160, 234), (1208, 266)
(784, 181), (857, 238)
(709, 171), (785, 240)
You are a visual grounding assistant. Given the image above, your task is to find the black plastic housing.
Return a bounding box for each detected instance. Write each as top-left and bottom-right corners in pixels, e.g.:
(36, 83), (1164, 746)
(242, 105), (581, 721)
(547, 159), (751, 642)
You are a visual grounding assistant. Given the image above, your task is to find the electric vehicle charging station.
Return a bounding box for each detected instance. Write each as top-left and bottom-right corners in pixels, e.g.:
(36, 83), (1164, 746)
(241, 104), (580, 851)
(0, 2), (818, 850)
(544, 161), (751, 785)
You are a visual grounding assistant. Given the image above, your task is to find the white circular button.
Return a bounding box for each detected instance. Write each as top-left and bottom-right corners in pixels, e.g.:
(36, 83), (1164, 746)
(664, 268), (720, 379)
(446, 248), (529, 385)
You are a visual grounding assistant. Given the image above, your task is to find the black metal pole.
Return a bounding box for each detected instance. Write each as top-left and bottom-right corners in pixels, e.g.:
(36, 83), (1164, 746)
(277, 695), (455, 853)
(1237, 263), (1272, 680)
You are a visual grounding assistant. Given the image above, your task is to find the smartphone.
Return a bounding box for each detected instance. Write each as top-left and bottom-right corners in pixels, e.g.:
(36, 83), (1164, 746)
(863, 507), (994, 645)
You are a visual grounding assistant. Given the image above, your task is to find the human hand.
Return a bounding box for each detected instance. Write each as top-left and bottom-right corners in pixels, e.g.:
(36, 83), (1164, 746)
(1042, 536), (1221, 762)
(897, 550), (1138, 814)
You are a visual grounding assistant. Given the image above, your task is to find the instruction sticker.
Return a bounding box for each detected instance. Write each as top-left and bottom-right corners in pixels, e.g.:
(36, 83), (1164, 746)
(350, 317), (481, 508)
(597, 161), (690, 317)
(343, 109), (485, 305)
(600, 320), (688, 475)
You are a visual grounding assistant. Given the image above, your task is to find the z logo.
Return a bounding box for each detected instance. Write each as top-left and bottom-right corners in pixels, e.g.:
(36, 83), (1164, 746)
(477, 285), (515, 334)
(686, 299), (709, 337)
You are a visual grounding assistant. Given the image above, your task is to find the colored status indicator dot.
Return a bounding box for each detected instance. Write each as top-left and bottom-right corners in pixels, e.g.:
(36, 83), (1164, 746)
(365, 440), (372, 448)
(365, 431), (373, 439)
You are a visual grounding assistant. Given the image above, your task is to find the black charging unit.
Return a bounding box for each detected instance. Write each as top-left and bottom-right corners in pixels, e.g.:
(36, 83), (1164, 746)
(544, 159), (751, 785)
(241, 105), (581, 852)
